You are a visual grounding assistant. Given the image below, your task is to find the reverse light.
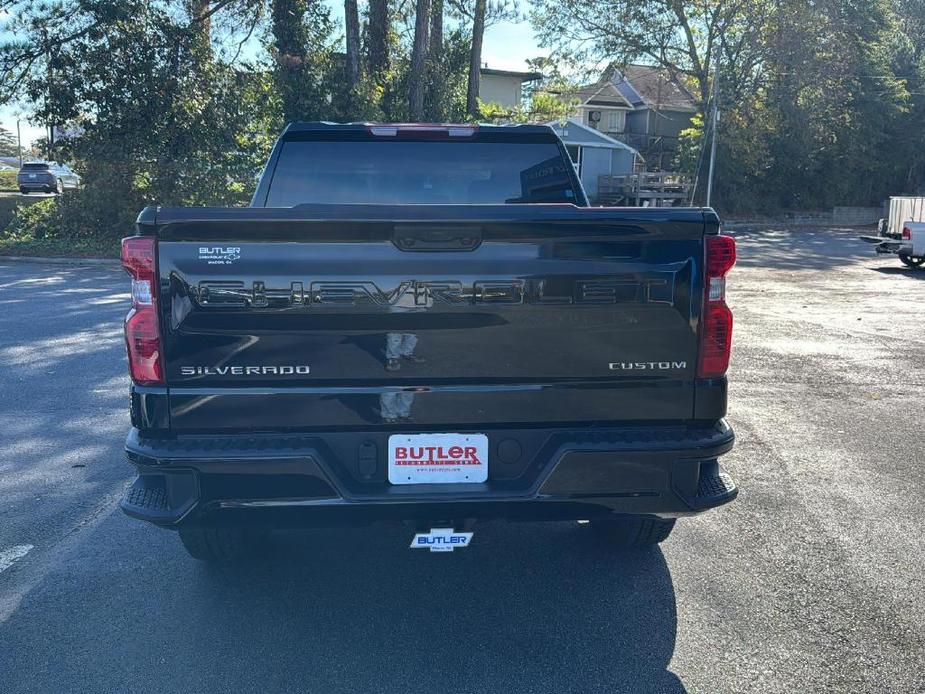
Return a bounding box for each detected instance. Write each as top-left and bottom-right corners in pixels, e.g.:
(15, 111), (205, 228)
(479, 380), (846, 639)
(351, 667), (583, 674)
(903, 226), (912, 240)
(121, 236), (164, 385)
(698, 234), (736, 378)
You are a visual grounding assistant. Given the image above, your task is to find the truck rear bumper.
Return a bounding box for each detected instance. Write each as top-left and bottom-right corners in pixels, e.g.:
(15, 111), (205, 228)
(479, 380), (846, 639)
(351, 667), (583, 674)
(121, 422), (736, 527)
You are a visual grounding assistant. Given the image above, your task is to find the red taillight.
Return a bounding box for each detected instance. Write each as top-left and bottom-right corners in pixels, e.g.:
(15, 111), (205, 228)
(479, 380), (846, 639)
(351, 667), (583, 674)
(903, 226), (912, 240)
(698, 234), (736, 378)
(121, 236), (163, 385)
(700, 303), (733, 377)
(705, 234), (736, 276)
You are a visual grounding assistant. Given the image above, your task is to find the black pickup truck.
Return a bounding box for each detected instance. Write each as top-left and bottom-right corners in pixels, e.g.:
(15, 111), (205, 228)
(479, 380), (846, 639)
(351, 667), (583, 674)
(119, 122), (737, 560)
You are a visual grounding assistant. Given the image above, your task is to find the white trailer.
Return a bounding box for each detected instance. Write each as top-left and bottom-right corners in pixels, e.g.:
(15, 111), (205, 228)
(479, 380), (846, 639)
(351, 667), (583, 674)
(860, 196), (925, 268)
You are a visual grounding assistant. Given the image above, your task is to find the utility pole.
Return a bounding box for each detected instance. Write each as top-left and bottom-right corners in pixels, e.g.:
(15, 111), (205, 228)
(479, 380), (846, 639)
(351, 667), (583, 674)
(706, 56), (721, 208)
(16, 118), (23, 168)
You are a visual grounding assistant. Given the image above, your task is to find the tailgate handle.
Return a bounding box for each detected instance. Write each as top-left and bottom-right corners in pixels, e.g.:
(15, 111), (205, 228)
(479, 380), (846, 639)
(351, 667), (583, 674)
(393, 225), (482, 252)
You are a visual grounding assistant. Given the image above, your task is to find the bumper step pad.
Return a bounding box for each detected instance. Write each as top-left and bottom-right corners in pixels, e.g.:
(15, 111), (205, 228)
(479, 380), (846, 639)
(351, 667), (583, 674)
(693, 463), (738, 509)
(121, 472), (198, 525)
(125, 483), (169, 512)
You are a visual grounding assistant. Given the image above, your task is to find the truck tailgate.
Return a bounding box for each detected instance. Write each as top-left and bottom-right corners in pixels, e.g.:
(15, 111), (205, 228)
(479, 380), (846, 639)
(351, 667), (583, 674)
(150, 205), (709, 432)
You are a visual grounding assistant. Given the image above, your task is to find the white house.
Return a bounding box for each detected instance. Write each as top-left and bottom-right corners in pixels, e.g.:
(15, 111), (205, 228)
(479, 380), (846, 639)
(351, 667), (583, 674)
(478, 67), (543, 110)
(546, 119), (643, 203)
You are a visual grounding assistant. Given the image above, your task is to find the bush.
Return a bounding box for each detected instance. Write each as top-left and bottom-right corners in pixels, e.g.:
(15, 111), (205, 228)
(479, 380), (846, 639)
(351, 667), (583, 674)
(3, 198), (59, 240)
(0, 196), (117, 256)
(0, 196), (42, 229)
(0, 170), (17, 191)
(3, 185), (139, 239)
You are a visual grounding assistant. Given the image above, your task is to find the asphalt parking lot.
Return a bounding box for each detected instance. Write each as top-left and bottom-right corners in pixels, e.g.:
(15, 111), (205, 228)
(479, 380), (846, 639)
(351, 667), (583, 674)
(1, 226), (924, 693)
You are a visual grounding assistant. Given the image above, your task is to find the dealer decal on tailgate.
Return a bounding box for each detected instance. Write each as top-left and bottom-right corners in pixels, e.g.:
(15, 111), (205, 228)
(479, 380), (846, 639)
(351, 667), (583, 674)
(388, 434), (489, 484)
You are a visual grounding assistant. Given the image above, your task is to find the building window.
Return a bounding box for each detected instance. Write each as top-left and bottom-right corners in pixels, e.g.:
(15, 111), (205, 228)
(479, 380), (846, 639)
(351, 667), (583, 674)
(581, 108), (626, 133)
(603, 110), (625, 133)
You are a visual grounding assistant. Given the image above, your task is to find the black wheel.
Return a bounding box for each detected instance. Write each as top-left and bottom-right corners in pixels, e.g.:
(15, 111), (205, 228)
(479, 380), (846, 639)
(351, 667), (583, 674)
(55, 178), (64, 194)
(899, 253), (925, 268)
(591, 516), (676, 548)
(19, 188), (29, 195)
(178, 527), (267, 562)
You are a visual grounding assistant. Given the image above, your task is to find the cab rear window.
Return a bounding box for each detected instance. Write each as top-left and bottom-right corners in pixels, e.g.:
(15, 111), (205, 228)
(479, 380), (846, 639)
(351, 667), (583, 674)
(265, 140), (579, 206)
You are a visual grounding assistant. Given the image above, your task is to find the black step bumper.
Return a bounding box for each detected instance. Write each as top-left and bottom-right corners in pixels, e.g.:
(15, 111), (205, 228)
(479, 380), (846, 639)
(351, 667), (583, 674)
(121, 422), (737, 528)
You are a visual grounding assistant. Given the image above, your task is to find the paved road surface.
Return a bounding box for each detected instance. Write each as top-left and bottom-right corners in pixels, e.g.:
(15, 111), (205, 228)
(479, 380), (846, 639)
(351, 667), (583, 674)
(1, 227), (923, 693)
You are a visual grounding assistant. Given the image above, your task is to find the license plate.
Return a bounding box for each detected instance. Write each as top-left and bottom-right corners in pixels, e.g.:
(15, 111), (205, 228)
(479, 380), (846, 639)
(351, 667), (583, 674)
(388, 433), (488, 484)
(29, 174), (36, 179)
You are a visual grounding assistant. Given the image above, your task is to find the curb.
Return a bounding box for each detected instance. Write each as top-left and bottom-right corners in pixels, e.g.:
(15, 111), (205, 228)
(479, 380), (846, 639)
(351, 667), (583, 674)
(0, 255), (120, 268)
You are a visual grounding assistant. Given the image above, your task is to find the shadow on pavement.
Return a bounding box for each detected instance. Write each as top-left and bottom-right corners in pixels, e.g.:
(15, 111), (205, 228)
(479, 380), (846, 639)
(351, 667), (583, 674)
(0, 519), (685, 694)
(0, 263), (131, 561)
(870, 265), (925, 278)
(730, 225), (871, 270)
(180, 523), (686, 693)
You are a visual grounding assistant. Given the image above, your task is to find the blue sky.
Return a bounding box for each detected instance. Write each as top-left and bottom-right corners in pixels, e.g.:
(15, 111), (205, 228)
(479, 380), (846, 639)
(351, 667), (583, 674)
(0, 13), (543, 149)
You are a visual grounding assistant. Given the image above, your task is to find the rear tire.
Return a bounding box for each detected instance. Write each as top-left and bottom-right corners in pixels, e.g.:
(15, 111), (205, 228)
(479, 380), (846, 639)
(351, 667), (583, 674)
(899, 253), (925, 268)
(591, 516), (676, 548)
(178, 527), (267, 562)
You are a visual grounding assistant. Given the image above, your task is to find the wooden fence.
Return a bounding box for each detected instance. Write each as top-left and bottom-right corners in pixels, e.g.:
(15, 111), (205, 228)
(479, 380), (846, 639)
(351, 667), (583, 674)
(597, 172), (694, 207)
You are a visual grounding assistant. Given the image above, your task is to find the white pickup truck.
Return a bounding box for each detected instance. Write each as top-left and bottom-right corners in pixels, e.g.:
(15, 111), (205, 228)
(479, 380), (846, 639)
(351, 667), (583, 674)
(861, 222), (925, 267)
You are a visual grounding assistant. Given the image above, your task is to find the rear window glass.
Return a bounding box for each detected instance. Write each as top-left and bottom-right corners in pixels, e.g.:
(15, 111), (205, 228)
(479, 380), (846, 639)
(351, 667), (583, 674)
(265, 140), (578, 206)
(21, 163), (50, 170)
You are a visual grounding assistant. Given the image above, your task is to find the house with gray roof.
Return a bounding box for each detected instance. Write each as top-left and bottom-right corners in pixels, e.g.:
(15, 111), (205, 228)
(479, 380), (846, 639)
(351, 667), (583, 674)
(568, 64), (700, 170)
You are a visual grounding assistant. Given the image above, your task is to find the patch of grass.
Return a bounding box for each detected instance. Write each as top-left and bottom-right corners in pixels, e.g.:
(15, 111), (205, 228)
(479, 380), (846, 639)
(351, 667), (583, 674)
(0, 234), (117, 258)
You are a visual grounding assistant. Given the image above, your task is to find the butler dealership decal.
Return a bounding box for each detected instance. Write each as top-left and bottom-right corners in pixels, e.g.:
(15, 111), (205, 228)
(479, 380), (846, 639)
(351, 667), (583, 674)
(393, 445), (483, 467)
(198, 246), (241, 265)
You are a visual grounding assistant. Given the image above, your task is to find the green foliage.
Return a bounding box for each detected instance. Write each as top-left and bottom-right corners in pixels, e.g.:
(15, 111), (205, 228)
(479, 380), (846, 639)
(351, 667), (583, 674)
(2, 0), (278, 242)
(424, 28), (472, 122)
(478, 56), (581, 124)
(675, 113), (705, 175)
(0, 126), (18, 157)
(269, 0), (339, 124)
(2, 0), (922, 245)
(478, 91), (576, 124)
(0, 196), (42, 231)
(0, 196), (116, 256)
(3, 198), (58, 241)
(532, 0), (925, 213)
(0, 0), (485, 250)
(0, 170), (17, 190)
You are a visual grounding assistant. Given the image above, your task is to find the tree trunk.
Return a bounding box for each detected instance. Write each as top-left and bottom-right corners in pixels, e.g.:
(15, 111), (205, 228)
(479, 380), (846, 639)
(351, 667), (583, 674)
(429, 0), (443, 59)
(408, 0), (430, 120)
(367, 0), (389, 80)
(270, 0), (308, 124)
(345, 0), (360, 89)
(466, 0), (486, 118)
(425, 0), (443, 120)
